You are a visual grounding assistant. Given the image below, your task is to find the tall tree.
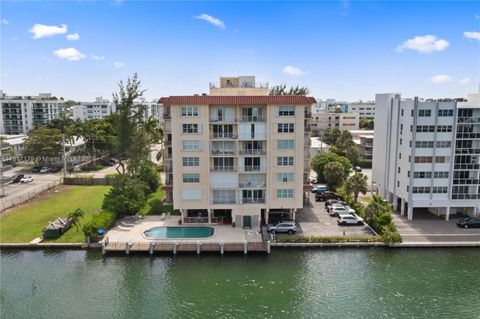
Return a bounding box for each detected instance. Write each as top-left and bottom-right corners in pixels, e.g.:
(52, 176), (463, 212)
(311, 152), (351, 182)
(23, 128), (62, 164)
(269, 84), (310, 95)
(359, 118), (374, 129)
(345, 172), (368, 203)
(68, 208), (85, 233)
(324, 161), (347, 189)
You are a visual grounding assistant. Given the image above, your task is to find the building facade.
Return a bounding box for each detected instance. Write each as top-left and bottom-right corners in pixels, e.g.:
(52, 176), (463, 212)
(161, 76), (315, 229)
(372, 92), (480, 221)
(311, 112), (359, 135)
(72, 97), (113, 120)
(348, 102), (375, 119)
(0, 92), (65, 135)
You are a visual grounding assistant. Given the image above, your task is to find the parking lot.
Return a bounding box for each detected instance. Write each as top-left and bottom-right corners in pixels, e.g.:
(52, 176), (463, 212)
(295, 192), (375, 237)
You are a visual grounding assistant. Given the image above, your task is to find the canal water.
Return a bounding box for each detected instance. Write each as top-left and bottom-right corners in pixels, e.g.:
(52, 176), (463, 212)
(1, 249), (479, 318)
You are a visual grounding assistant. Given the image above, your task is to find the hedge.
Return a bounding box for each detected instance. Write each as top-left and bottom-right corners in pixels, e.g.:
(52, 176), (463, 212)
(82, 210), (118, 241)
(276, 235), (383, 243)
(357, 160), (372, 168)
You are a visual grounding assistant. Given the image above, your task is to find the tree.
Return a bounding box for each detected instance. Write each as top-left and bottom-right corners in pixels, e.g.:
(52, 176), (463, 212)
(364, 195), (392, 225)
(64, 100), (77, 108)
(23, 128), (62, 164)
(269, 84), (310, 95)
(322, 128), (341, 145)
(68, 208), (85, 233)
(324, 161), (347, 188)
(102, 176), (148, 215)
(47, 115), (74, 133)
(359, 118), (374, 130)
(311, 152), (352, 182)
(328, 130), (360, 164)
(345, 173), (368, 203)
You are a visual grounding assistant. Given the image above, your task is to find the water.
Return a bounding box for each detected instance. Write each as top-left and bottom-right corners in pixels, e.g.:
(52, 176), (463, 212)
(1, 249), (479, 319)
(144, 226), (214, 239)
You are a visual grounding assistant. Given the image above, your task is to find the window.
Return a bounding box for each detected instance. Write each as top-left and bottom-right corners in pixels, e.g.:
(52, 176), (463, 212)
(182, 123), (199, 134)
(401, 109), (404, 116)
(183, 173), (200, 183)
(277, 156), (294, 166)
(412, 186), (431, 194)
(415, 141), (434, 148)
(400, 138), (402, 145)
(399, 153), (402, 159)
(182, 140), (201, 151)
(418, 110), (432, 117)
(277, 140), (294, 149)
(278, 106), (295, 116)
(182, 157), (199, 166)
(414, 156), (433, 163)
(398, 167), (401, 174)
(436, 125), (452, 133)
(397, 181), (400, 187)
(413, 171), (432, 178)
(438, 109), (454, 117)
(435, 156), (449, 163)
(277, 123), (294, 133)
(277, 173), (294, 183)
(181, 106), (198, 117)
(432, 186), (448, 193)
(416, 125), (435, 132)
(434, 171), (449, 178)
(436, 141), (451, 148)
(277, 189), (294, 198)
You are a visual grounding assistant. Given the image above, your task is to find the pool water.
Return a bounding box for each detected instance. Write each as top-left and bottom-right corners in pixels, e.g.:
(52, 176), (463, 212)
(144, 226), (214, 239)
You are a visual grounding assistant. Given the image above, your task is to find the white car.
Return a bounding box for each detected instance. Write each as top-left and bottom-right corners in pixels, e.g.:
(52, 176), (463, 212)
(268, 222), (298, 234)
(329, 206), (355, 217)
(337, 214), (364, 225)
(326, 203), (347, 213)
(40, 167), (51, 173)
(20, 176), (33, 183)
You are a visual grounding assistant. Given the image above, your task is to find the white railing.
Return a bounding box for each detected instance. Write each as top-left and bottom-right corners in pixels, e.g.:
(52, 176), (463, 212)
(210, 133), (237, 139)
(239, 149), (266, 155)
(210, 166), (237, 172)
(239, 182), (266, 188)
(239, 115), (266, 122)
(210, 149), (236, 156)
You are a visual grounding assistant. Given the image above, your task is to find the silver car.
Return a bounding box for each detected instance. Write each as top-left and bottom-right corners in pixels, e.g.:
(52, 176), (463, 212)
(268, 222), (298, 234)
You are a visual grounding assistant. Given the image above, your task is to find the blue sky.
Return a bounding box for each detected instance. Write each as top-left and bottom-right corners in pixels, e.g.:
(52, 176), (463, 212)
(1, 1), (479, 102)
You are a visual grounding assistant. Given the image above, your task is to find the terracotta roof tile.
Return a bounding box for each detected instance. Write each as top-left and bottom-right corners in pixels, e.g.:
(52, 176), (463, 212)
(158, 95), (316, 106)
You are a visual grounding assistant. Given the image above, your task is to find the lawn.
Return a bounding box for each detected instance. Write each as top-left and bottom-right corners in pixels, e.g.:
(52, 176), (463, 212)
(0, 185), (110, 243)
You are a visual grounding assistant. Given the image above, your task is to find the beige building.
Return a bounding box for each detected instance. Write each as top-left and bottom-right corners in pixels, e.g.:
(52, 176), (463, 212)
(161, 76), (315, 229)
(311, 112), (359, 135)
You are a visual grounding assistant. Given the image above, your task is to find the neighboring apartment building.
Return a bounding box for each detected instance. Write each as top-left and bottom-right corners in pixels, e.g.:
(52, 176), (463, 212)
(373, 91), (480, 221)
(161, 76), (315, 229)
(311, 112), (359, 135)
(72, 97), (113, 120)
(0, 92), (65, 135)
(348, 102), (375, 119)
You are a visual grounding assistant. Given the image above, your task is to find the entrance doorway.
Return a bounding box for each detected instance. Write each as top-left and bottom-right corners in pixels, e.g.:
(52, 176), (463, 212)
(243, 216), (252, 229)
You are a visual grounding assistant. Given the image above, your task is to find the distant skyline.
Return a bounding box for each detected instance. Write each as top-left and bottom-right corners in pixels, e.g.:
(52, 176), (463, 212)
(1, 1), (479, 102)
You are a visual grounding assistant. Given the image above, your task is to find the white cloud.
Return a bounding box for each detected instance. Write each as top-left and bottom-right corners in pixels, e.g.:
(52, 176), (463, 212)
(29, 23), (68, 38)
(282, 65), (305, 76)
(91, 54), (105, 60)
(53, 48), (86, 61)
(114, 61), (125, 68)
(430, 74), (453, 84)
(195, 13), (225, 29)
(1, 19), (9, 25)
(476, 14), (480, 20)
(66, 33), (80, 41)
(463, 31), (480, 41)
(459, 78), (471, 86)
(396, 35), (449, 53)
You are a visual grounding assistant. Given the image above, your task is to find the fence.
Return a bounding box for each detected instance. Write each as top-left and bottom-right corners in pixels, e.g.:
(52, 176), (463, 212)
(63, 177), (115, 186)
(0, 180), (60, 213)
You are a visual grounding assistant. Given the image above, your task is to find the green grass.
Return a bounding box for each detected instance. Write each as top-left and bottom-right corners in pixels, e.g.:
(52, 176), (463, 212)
(360, 196), (373, 204)
(0, 186), (110, 243)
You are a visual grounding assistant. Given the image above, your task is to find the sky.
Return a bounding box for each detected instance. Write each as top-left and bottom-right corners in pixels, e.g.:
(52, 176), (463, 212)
(1, 0), (479, 102)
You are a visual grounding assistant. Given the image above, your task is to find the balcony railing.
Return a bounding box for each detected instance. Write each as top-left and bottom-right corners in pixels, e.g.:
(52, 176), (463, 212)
(239, 149), (266, 155)
(452, 194), (480, 200)
(212, 198), (237, 204)
(165, 166), (173, 173)
(242, 198), (266, 204)
(210, 166), (237, 172)
(305, 112), (312, 118)
(454, 164), (480, 170)
(243, 165), (265, 172)
(164, 140), (172, 146)
(165, 179), (173, 186)
(183, 217), (209, 223)
(209, 116), (236, 123)
(456, 133), (480, 139)
(164, 112), (171, 119)
(239, 182), (266, 188)
(239, 115), (266, 122)
(210, 133), (237, 139)
(210, 149), (236, 156)
(458, 117), (480, 123)
(305, 125), (312, 132)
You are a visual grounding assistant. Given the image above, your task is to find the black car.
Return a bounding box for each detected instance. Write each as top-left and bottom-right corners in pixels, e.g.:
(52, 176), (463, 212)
(12, 174), (25, 183)
(31, 166), (41, 173)
(315, 191), (339, 202)
(456, 217), (480, 229)
(268, 212), (293, 225)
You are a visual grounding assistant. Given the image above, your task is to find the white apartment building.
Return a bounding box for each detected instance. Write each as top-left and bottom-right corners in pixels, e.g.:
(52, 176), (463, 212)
(348, 102), (375, 119)
(161, 76), (315, 229)
(311, 112), (359, 135)
(373, 92), (480, 221)
(72, 97), (113, 120)
(0, 92), (65, 135)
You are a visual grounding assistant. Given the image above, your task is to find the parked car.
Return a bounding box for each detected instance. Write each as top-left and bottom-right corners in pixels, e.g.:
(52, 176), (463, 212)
(325, 199), (345, 208)
(268, 212), (292, 225)
(50, 166), (61, 173)
(101, 159), (115, 166)
(311, 185), (328, 194)
(12, 174), (25, 183)
(268, 222), (298, 234)
(40, 167), (51, 173)
(456, 217), (480, 229)
(326, 202), (347, 212)
(31, 166), (41, 173)
(315, 191), (339, 202)
(20, 176), (33, 183)
(330, 206), (356, 217)
(337, 214), (364, 225)
(354, 166), (362, 172)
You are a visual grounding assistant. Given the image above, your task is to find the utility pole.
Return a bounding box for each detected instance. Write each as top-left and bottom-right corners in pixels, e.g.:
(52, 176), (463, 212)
(62, 134), (67, 179)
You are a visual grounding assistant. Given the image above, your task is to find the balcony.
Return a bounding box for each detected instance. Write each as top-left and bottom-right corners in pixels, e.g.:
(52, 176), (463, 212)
(456, 133), (480, 139)
(304, 112), (312, 118)
(210, 166), (237, 172)
(209, 116), (236, 123)
(165, 179), (173, 186)
(164, 140), (172, 146)
(239, 182), (266, 188)
(242, 198), (266, 204)
(210, 133), (237, 139)
(239, 149), (266, 155)
(210, 149), (236, 156)
(305, 125), (312, 132)
(239, 115), (266, 122)
(242, 165), (265, 172)
(212, 198), (237, 204)
(165, 166), (173, 173)
(164, 112), (171, 119)
(454, 164), (480, 170)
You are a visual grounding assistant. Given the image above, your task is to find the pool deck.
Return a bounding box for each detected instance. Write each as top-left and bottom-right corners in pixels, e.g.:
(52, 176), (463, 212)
(104, 216), (266, 254)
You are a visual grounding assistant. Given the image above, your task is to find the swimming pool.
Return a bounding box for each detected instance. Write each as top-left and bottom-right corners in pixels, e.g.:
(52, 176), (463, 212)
(144, 226), (214, 239)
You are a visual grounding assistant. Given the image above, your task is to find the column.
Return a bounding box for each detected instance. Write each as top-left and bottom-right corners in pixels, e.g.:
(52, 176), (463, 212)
(292, 209), (296, 221)
(407, 206), (413, 221)
(400, 198), (405, 216)
(265, 210), (269, 224)
(474, 206), (479, 217)
(445, 207), (450, 221)
(208, 209), (212, 223)
(392, 195), (398, 211)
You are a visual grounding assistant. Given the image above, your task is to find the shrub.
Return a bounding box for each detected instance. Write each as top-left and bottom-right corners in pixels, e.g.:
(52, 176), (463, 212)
(357, 160), (372, 168)
(276, 235), (382, 243)
(381, 224), (402, 244)
(134, 161), (160, 193)
(102, 179), (148, 216)
(82, 211), (118, 241)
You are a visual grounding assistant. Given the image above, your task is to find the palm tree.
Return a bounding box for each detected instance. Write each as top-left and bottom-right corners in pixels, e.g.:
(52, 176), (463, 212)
(269, 84), (310, 95)
(345, 172), (368, 203)
(68, 208), (85, 233)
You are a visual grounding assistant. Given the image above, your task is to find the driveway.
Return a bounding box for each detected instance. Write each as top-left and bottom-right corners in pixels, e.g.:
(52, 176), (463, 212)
(296, 192), (375, 237)
(393, 209), (480, 243)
